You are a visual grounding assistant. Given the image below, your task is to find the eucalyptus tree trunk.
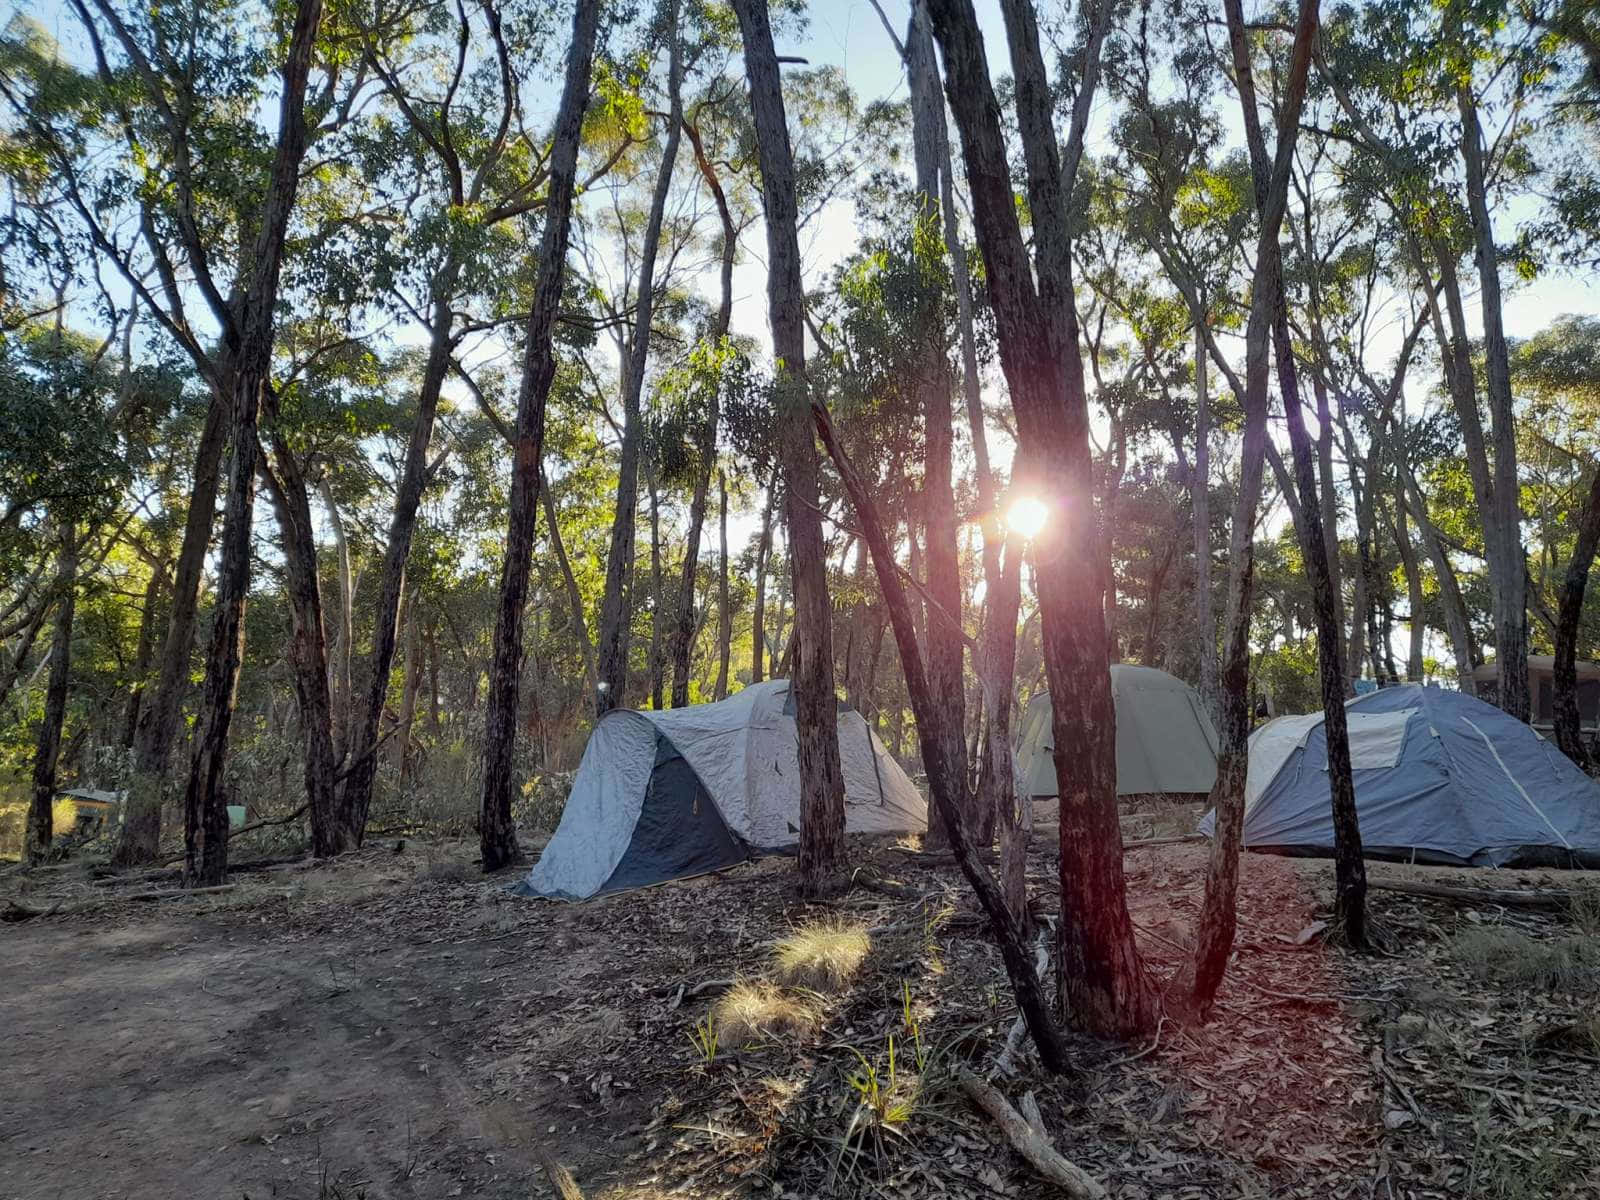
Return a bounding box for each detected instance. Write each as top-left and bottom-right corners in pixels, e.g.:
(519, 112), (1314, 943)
(731, 0), (848, 895)
(1552, 467), (1600, 768)
(669, 111), (737, 708)
(342, 268), (461, 838)
(1392, 450), (1479, 678)
(1229, 0), (1365, 948)
(646, 460), (665, 710)
(540, 470), (596, 696)
(114, 396), (226, 867)
(120, 564), (166, 748)
(478, 0), (600, 872)
(714, 471), (731, 700)
(395, 591), (423, 778)
(905, 0), (967, 845)
(1457, 84), (1529, 723)
(258, 443), (348, 856)
(25, 527), (77, 865)
(1310, 369), (1344, 649)
(751, 476), (775, 683)
(597, 0), (684, 716)
(319, 477), (355, 746)
(1393, 500), (1426, 680)
(929, 0), (1158, 1039)
(181, 0), (324, 887)
(1187, 0), (1323, 1013)
(1192, 325), (1217, 718)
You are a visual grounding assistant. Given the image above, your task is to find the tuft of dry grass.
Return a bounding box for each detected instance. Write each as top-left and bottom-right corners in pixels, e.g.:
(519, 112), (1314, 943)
(712, 980), (819, 1046)
(1448, 924), (1600, 993)
(772, 920), (871, 992)
(423, 857), (475, 884)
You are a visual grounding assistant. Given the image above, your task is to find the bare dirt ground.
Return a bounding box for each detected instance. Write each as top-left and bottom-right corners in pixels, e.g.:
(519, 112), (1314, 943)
(3, 837), (1599, 1200)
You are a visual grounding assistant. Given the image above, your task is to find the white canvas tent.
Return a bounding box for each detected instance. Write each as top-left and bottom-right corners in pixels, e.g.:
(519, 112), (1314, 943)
(1015, 665), (1219, 798)
(517, 679), (926, 899)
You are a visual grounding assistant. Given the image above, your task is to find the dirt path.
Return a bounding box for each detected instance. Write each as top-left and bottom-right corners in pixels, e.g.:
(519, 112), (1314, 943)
(0, 909), (560, 1199)
(4, 843), (1598, 1200)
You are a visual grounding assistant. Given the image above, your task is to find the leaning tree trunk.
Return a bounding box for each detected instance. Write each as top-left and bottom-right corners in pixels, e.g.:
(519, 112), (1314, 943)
(732, 0), (848, 895)
(596, 1), (684, 716)
(478, 0), (600, 872)
(1458, 84), (1529, 723)
(181, 0), (324, 887)
(114, 395), (227, 867)
(342, 269), (461, 841)
(669, 109), (737, 709)
(25, 527), (78, 865)
(1186, 0), (1321, 1013)
(1228, 0), (1365, 948)
(1392, 448), (1480, 678)
(258, 442), (346, 857)
(929, 0), (1158, 1039)
(540, 470), (597, 696)
(1553, 465), (1600, 768)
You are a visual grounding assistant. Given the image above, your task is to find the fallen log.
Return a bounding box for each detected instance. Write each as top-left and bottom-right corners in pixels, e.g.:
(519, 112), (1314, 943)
(1368, 880), (1577, 912)
(893, 835), (1202, 868)
(957, 1069), (1106, 1198)
(2, 883), (279, 921)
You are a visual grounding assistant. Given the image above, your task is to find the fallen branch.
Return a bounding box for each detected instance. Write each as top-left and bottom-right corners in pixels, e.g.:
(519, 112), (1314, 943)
(852, 867), (927, 899)
(2, 883), (284, 921)
(1122, 834), (1206, 850)
(892, 835), (1202, 868)
(1368, 880), (1576, 911)
(957, 1069), (1106, 1198)
(664, 977), (737, 1009)
(994, 927), (1051, 1076)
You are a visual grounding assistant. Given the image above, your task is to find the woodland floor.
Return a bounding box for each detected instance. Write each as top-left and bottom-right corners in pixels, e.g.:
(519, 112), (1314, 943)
(2, 830), (1599, 1200)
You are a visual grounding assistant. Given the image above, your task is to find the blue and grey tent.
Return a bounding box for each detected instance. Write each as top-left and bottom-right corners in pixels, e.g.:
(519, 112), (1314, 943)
(516, 680), (927, 900)
(1200, 684), (1600, 867)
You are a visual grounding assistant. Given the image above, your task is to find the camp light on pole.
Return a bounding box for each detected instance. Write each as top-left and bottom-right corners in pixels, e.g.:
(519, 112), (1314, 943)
(1005, 495), (1048, 540)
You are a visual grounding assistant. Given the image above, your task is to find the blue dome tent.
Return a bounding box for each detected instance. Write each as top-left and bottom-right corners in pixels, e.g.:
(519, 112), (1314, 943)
(1200, 684), (1600, 868)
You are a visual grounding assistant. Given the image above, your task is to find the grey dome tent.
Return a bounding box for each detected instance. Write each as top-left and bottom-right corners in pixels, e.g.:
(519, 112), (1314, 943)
(1199, 683), (1600, 867)
(516, 679), (926, 899)
(1015, 665), (1219, 799)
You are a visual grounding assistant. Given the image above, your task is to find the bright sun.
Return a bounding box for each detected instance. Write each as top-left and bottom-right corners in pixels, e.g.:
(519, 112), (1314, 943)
(1005, 495), (1049, 539)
